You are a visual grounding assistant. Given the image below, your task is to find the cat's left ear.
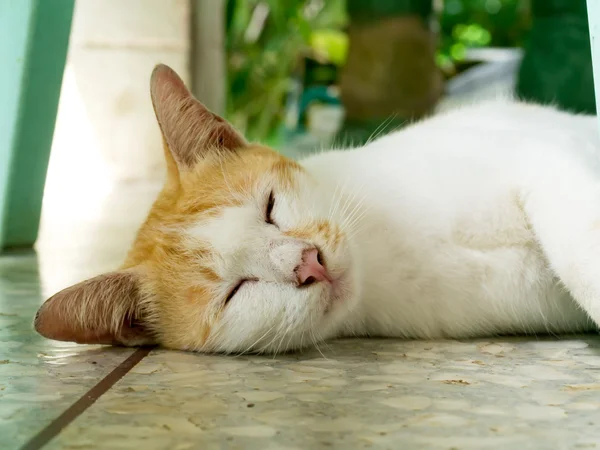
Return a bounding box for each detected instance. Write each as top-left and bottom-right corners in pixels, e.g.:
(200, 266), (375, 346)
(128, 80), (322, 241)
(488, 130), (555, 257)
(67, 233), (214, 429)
(33, 270), (154, 346)
(150, 64), (247, 169)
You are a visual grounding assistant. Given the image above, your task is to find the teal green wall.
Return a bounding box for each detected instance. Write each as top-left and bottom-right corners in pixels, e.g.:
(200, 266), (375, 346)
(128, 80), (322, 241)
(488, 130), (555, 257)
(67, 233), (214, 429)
(0, 0), (74, 249)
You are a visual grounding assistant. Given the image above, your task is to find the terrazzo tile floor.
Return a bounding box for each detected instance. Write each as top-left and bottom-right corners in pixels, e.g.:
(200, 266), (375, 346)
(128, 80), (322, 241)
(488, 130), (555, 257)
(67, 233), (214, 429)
(3, 181), (600, 450)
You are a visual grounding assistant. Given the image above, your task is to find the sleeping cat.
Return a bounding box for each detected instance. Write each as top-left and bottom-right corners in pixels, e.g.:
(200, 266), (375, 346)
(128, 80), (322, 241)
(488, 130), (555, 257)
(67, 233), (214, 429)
(34, 64), (600, 354)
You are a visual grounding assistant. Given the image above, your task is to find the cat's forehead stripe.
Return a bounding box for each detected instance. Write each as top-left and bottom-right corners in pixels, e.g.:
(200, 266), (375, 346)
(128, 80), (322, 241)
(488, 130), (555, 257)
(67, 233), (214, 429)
(285, 220), (342, 248)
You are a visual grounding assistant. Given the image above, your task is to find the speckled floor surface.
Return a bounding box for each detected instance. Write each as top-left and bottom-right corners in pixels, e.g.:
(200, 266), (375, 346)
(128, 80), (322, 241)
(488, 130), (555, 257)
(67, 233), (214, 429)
(3, 181), (600, 450)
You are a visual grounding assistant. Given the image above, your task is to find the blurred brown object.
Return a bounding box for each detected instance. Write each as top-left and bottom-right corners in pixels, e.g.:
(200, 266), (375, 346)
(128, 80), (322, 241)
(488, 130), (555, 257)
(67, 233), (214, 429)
(339, 14), (444, 143)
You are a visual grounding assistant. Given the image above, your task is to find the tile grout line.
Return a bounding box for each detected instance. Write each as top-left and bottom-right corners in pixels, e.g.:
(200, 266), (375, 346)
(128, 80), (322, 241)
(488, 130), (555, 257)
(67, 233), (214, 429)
(19, 346), (154, 450)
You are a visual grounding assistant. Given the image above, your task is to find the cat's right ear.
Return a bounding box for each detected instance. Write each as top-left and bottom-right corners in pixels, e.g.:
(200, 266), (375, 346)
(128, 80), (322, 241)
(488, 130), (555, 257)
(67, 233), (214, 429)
(149, 64), (247, 170)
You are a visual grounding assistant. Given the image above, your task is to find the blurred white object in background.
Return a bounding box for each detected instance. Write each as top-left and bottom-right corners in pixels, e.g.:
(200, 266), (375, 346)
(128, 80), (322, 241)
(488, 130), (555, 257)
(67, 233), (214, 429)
(47, 0), (190, 186)
(437, 48), (523, 111)
(38, 0), (189, 285)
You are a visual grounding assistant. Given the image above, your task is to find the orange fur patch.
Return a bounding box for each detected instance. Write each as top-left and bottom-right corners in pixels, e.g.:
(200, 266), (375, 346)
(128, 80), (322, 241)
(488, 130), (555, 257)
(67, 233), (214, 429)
(286, 220), (342, 248)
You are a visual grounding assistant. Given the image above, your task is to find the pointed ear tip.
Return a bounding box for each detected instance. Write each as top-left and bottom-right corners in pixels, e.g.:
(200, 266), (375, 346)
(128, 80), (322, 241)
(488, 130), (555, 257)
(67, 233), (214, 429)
(33, 292), (70, 339)
(150, 63), (184, 85)
(150, 64), (189, 102)
(151, 64), (167, 88)
(33, 303), (52, 338)
(151, 63), (170, 77)
(33, 307), (42, 331)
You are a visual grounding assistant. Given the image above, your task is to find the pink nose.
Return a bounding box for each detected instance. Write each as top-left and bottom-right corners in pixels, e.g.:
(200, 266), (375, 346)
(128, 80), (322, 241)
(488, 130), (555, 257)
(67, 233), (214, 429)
(295, 248), (331, 287)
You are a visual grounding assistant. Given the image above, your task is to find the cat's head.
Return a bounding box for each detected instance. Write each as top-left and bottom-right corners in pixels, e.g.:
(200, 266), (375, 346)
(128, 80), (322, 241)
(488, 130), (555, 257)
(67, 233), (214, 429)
(34, 64), (359, 353)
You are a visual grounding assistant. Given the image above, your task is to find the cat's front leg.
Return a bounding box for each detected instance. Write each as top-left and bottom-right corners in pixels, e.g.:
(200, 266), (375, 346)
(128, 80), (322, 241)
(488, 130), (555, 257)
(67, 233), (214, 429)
(522, 164), (600, 328)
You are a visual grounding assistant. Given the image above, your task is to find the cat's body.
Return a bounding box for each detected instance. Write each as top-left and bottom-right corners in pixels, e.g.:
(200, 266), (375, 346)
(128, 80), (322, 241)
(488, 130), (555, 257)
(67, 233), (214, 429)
(304, 100), (597, 340)
(34, 66), (599, 354)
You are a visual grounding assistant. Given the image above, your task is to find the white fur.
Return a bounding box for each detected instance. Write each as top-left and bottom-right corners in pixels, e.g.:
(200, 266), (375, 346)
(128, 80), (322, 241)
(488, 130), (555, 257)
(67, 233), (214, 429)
(196, 99), (600, 353)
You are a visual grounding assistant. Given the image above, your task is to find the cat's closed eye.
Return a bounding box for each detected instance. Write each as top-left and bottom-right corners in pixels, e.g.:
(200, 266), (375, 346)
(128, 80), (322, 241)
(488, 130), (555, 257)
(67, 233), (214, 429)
(225, 280), (247, 305)
(225, 278), (259, 305)
(266, 191), (276, 225)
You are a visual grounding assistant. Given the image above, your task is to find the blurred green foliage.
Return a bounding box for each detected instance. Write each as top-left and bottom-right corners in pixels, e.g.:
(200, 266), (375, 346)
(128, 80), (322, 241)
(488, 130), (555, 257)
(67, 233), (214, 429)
(438, 0), (530, 75)
(225, 0), (347, 141)
(226, 0), (530, 141)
